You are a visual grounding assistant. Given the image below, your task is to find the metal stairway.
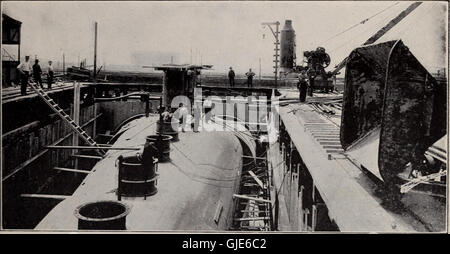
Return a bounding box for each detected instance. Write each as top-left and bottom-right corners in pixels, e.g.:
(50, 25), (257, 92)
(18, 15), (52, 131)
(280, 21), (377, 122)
(29, 82), (105, 156)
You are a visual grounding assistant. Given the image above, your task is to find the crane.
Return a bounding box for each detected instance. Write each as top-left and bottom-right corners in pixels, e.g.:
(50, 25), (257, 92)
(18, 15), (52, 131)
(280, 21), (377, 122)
(331, 1), (422, 76)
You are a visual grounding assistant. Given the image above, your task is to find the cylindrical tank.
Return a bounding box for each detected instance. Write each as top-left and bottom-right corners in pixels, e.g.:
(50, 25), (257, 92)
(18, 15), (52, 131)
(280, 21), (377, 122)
(146, 134), (173, 162)
(157, 119), (179, 142)
(280, 20), (296, 73)
(74, 200), (130, 230)
(117, 154), (159, 198)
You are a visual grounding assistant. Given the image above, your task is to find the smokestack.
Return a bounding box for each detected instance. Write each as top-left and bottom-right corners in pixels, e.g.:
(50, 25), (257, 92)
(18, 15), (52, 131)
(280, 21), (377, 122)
(280, 20), (296, 73)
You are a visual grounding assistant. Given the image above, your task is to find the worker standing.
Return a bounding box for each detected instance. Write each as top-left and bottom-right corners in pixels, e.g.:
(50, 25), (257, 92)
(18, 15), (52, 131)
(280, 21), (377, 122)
(175, 103), (189, 132)
(308, 72), (315, 97)
(47, 60), (54, 90)
(161, 106), (173, 122)
(203, 99), (213, 124)
(17, 55), (31, 95)
(187, 69), (194, 93)
(32, 59), (43, 89)
(193, 102), (201, 133)
(298, 71), (308, 102)
(139, 140), (159, 170)
(228, 67), (235, 87)
(245, 68), (255, 88)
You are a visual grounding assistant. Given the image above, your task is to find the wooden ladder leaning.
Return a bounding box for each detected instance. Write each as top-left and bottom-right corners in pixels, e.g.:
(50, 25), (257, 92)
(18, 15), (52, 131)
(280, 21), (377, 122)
(28, 82), (105, 156)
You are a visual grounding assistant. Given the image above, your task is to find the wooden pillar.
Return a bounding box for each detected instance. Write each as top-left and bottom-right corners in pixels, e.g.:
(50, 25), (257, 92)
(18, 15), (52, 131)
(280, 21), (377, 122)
(181, 70), (186, 95)
(93, 22), (98, 80)
(162, 71), (168, 108)
(311, 179), (316, 231)
(93, 103), (97, 139)
(298, 185), (304, 231)
(72, 82), (81, 169)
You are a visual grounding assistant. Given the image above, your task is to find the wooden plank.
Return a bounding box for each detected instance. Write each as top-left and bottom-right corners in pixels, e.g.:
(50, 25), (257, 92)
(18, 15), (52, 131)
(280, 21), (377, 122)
(47, 146), (139, 150)
(20, 194), (70, 200)
(242, 155), (267, 160)
(248, 170), (264, 189)
(70, 154), (103, 160)
(233, 194), (271, 204)
(240, 209), (266, 213)
(54, 167), (91, 174)
(234, 217), (269, 221)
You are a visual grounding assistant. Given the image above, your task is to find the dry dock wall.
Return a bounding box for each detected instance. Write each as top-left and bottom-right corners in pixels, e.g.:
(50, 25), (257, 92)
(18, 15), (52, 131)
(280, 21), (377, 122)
(2, 103), (99, 228)
(97, 100), (159, 132)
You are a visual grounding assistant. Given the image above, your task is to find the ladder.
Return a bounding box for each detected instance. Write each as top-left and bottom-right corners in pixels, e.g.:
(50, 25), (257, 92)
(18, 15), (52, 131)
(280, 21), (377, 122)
(29, 82), (105, 156)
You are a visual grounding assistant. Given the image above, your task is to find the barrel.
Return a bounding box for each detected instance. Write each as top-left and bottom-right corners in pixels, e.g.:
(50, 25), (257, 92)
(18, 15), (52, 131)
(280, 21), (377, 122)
(156, 119), (179, 141)
(117, 154), (158, 198)
(146, 134), (172, 162)
(74, 200), (130, 230)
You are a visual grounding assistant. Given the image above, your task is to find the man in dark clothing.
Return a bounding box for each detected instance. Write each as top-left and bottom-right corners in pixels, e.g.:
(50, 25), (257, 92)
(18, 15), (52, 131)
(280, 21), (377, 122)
(308, 77), (315, 96)
(298, 71), (308, 102)
(228, 67), (235, 87)
(140, 141), (159, 174)
(245, 68), (255, 88)
(47, 60), (54, 90)
(33, 59), (43, 89)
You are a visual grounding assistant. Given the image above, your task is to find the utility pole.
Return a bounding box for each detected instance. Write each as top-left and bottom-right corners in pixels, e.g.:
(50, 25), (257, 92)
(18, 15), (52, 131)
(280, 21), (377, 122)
(262, 21), (280, 87)
(63, 53), (65, 76)
(93, 22), (98, 81)
(259, 57), (262, 80)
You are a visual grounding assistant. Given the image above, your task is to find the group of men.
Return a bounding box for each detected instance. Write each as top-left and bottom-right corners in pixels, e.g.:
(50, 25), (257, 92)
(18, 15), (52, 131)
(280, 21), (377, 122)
(227, 66), (312, 102)
(16, 55), (55, 95)
(160, 103), (191, 133)
(160, 100), (217, 133)
(227, 67), (256, 88)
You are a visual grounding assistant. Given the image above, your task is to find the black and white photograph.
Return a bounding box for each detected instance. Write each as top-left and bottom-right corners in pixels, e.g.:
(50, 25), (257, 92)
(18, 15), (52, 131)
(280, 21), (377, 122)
(0, 0), (448, 234)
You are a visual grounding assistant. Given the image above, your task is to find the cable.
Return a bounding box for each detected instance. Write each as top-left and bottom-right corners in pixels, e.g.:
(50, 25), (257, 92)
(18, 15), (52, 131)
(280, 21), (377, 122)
(169, 160), (235, 188)
(321, 2), (400, 45)
(171, 142), (241, 182)
(327, 6), (399, 55)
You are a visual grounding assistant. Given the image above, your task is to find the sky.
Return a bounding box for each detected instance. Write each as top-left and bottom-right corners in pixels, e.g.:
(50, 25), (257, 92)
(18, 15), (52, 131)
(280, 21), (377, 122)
(2, 1), (447, 75)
